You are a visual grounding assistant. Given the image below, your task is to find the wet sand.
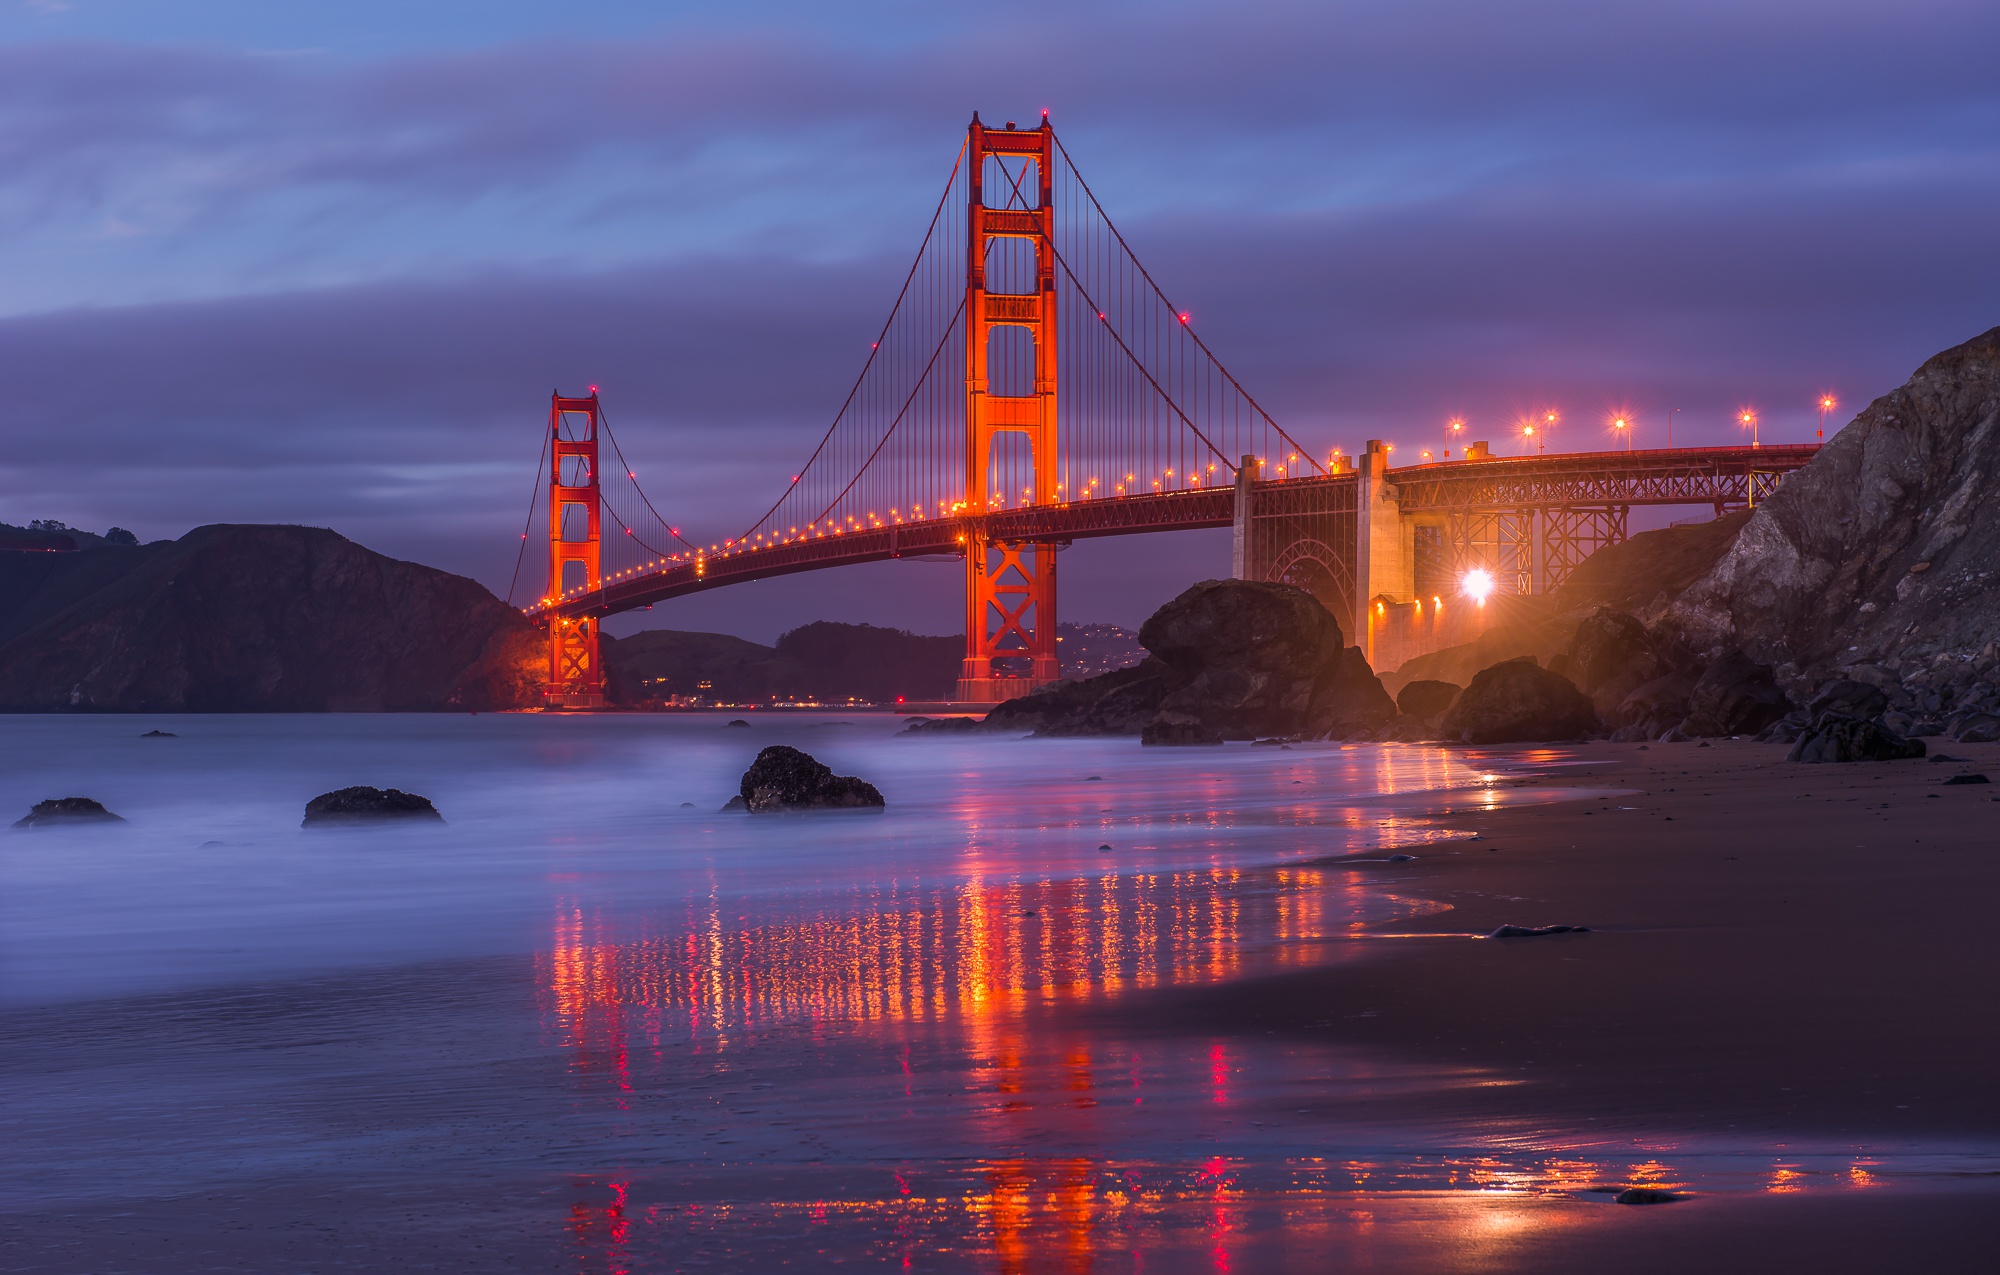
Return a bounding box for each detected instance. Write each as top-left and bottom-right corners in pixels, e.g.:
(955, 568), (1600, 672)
(1130, 737), (2000, 1266)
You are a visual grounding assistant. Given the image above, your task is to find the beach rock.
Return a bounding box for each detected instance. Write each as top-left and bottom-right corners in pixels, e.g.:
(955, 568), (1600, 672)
(1439, 658), (1600, 744)
(139, 729), (176, 738)
(720, 794), (748, 812)
(1141, 712), (1224, 746)
(1663, 328), (2000, 702)
(302, 786), (445, 826)
(1614, 1188), (1685, 1205)
(725, 719), (751, 728)
(1395, 679), (1462, 719)
(1808, 679), (1890, 722)
(1565, 608), (1675, 716)
(1941, 773), (1991, 785)
(737, 745), (885, 812)
(1489, 924), (1591, 938)
(1141, 579), (1395, 739)
(1608, 667), (1700, 738)
(14, 797), (125, 827)
(1785, 714), (1927, 764)
(1951, 713), (2000, 743)
(1680, 650), (1792, 738)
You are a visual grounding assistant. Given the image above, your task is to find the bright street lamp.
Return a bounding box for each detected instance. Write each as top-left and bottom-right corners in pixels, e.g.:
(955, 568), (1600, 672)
(1818, 394), (1837, 441)
(1739, 408), (1759, 448)
(1612, 415), (1630, 450)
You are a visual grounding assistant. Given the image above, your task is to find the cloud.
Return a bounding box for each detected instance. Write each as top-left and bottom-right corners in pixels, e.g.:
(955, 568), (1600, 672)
(0, 0), (1996, 633)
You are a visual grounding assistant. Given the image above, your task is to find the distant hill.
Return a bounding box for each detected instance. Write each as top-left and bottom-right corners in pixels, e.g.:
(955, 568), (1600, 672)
(604, 621), (961, 704)
(0, 524), (541, 711)
(604, 619), (1148, 705)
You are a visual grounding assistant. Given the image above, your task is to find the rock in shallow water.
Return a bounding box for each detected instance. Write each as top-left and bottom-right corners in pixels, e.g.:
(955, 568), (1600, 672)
(736, 745), (884, 812)
(302, 787), (445, 827)
(14, 797), (125, 828)
(1614, 1187), (1684, 1205)
(1489, 924), (1591, 938)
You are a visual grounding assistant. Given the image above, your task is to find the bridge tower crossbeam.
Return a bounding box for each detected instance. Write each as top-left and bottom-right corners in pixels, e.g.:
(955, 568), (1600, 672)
(958, 115), (1060, 703)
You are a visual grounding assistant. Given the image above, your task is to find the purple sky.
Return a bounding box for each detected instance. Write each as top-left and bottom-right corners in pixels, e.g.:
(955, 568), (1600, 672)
(2, 0), (1995, 640)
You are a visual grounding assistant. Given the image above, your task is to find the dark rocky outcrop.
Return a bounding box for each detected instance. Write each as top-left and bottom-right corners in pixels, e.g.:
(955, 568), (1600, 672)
(1489, 924), (1591, 938)
(1785, 714), (1926, 763)
(1140, 713), (1224, 746)
(1679, 650), (1792, 738)
(913, 580), (1394, 741)
(14, 797), (124, 827)
(302, 787), (445, 826)
(1564, 608), (1675, 718)
(1438, 657), (1599, 744)
(1395, 679), (1461, 719)
(1807, 680), (1890, 722)
(1668, 328), (2000, 705)
(0, 524), (542, 711)
(737, 745), (885, 812)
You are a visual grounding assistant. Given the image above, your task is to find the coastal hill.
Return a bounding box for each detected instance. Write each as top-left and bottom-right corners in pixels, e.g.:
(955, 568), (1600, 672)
(0, 524), (542, 711)
(606, 620), (1147, 704)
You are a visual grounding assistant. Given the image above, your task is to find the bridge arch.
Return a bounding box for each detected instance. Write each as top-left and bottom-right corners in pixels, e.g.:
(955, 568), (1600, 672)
(1269, 537), (1353, 626)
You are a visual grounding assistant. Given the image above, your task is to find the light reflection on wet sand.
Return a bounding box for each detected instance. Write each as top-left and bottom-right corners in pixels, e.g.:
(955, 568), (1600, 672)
(535, 857), (1932, 1270)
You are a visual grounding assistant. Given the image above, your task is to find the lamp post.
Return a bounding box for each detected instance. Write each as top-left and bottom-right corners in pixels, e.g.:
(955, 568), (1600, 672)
(1818, 394), (1837, 441)
(1612, 416), (1630, 451)
(1740, 408), (1759, 448)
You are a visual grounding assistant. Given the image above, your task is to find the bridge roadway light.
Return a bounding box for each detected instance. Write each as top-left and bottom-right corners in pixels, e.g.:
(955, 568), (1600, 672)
(1740, 409), (1760, 448)
(1612, 416), (1630, 450)
(1460, 568), (1496, 605)
(1818, 394), (1837, 441)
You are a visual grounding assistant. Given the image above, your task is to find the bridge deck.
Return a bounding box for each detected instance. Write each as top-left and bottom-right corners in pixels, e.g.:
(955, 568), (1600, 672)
(537, 443), (1816, 620)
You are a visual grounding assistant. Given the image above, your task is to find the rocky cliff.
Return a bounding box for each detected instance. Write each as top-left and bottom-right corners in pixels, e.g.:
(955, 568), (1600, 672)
(1666, 327), (2000, 700)
(0, 524), (542, 711)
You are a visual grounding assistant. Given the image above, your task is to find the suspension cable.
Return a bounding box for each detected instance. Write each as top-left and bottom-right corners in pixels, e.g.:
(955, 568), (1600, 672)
(1052, 132), (1324, 475)
(505, 422), (548, 607)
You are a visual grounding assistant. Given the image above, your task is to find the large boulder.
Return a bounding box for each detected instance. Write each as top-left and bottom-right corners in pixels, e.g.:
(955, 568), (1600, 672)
(1439, 657), (1600, 744)
(1140, 579), (1392, 738)
(1396, 679), (1462, 719)
(737, 745), (885, 812)
(302, 787), (444, 826)
(1786, 714), (1926, 763)
(1665, 327), (2000, 701)
(1564, 608), (1676, 716)
(1607, 668), (1701, 741)
(1680, 650), (1792, 737)
(14, 797), (124, 828)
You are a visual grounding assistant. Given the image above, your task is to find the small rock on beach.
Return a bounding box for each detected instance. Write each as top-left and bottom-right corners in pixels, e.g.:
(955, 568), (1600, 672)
(302, 787), (445, 827)
(14, 797), (125, 828)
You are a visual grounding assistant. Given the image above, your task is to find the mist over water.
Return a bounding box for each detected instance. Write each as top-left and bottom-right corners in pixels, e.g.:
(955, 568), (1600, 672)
(1, 715), (1959, 1267)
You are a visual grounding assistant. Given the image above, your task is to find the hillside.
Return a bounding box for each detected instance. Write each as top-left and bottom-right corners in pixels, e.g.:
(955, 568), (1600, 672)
(1384, 512), (1751, 692)
(0, 524), (542, 711)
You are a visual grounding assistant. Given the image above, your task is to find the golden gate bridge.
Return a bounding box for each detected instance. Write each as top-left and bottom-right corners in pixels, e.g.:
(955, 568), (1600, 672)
(512, 114), (1816, 709)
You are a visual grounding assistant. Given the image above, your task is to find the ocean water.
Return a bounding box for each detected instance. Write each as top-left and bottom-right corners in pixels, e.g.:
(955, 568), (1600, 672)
(0, 714), (1965, 1269)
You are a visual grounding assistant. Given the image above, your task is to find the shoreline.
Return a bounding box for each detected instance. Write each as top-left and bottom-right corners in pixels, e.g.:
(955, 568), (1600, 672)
(1132, 737), (2000, 1146)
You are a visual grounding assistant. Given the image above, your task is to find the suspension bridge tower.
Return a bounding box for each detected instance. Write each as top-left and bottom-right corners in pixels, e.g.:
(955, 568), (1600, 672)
(958, 115), (1061, 702)
(545, 391), (606, 708)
